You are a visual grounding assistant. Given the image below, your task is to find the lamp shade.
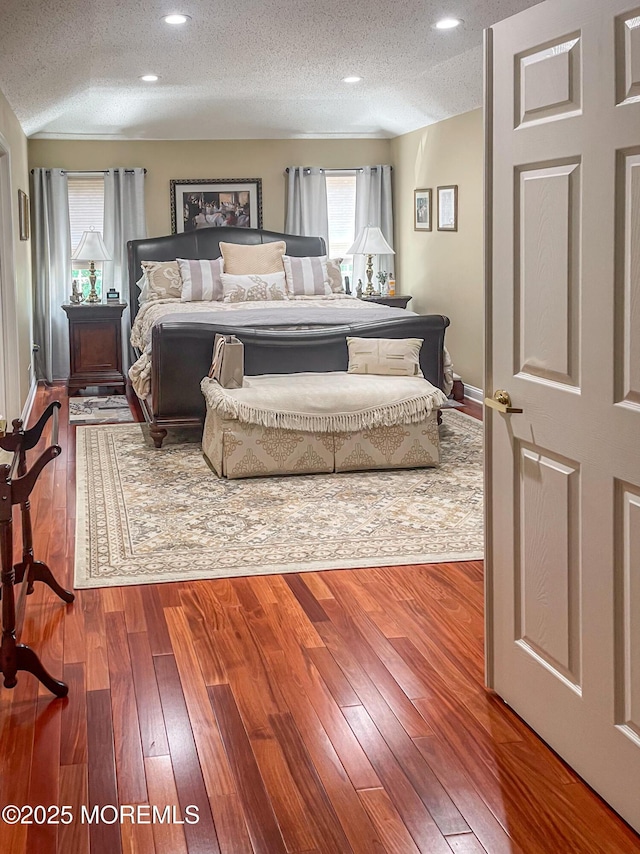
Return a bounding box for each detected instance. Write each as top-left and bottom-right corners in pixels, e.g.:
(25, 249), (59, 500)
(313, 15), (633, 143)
(346, 225), (395, 256)
(71, 230), (111, 262)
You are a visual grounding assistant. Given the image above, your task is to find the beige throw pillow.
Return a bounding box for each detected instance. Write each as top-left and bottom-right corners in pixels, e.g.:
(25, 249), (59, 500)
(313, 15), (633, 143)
(140, 260), (183, 300)
(220, 240), (286, 275)
(347, 337), (424, 377)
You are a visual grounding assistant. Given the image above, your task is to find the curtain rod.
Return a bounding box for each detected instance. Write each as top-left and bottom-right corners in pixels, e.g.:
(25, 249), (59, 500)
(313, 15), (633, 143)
(285, 166), (392, 174)
(30, 168), (147, 174)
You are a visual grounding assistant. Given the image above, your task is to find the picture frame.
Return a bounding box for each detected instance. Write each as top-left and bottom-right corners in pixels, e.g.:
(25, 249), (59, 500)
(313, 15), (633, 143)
(414, 188), (432, 231)
(170, 178), (263, 234)
(437, 185), (458, 232)
(18, 189), (29, 240)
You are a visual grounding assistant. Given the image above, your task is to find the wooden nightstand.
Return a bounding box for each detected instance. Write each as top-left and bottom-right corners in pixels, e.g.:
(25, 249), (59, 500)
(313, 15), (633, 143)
(361, 295), (412, 309)
(62, 302), (127, 395)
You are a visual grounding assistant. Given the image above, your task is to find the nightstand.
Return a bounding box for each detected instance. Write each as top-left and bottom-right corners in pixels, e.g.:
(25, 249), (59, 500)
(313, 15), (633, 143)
(361, 294), (412, 309)
(62, 302), (127, 395)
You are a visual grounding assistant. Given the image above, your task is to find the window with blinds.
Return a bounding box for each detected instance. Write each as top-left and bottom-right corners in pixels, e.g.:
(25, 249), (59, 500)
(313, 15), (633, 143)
(326, 171), (356, 283)
(68, 175), (105, 299)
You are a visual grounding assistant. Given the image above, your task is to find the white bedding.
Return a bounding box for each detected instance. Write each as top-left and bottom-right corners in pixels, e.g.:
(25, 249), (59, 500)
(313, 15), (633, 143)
(128, 294), (454, 399)
(130, 293), (374, 352)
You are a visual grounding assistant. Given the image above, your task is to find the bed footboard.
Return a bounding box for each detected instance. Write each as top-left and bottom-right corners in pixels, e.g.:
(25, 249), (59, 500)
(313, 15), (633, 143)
(145, 315), (450, 447)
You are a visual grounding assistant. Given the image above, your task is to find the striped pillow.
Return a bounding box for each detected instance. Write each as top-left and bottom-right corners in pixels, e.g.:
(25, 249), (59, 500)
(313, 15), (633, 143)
(177, 258), (224, 302)
(283, 255), (332, 297)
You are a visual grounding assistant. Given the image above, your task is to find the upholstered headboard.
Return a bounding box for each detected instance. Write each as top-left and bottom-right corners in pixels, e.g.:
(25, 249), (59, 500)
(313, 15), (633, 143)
(127, 227), (326, 322)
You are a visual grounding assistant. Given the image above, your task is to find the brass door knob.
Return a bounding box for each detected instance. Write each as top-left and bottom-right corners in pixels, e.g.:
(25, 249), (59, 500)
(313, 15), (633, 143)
(484, 390), (523, 414)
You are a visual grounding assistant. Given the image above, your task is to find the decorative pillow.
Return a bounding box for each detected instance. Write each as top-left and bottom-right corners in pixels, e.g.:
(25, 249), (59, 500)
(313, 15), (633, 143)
(140, 260), (183, 300)
(135, 274), (149, 304)
(326, 257), (345, 293)
(282, 254), (332, 297)
(346, 337), (424, 377)
(177, 257), (224, 301)
(220, 240), (286, 275)
(221, 272), (288, 303)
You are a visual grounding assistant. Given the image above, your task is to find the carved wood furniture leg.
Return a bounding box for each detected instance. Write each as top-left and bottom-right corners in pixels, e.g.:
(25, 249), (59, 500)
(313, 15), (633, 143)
(0, 477), (17, 689)
(1, 635), (17, 688)
(150, 424), (168, 448)
(14, 643), (68, 698)
(16, 449), (37, 593)
(23, 560), (75, 603)
(452, 377), (465, 402)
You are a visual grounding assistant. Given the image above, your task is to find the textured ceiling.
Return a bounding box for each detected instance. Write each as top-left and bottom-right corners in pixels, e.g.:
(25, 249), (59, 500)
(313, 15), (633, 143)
(0, 0), (543, 140)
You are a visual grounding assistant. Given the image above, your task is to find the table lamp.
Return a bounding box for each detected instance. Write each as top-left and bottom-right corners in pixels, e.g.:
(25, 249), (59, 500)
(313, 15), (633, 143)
(71, 230), (111, 303)
(347, 225), (395, 297)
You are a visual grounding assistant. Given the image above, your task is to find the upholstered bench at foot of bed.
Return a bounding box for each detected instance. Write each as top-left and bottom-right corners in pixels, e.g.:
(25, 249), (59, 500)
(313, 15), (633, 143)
(200, 372), (445, 479)
(202, 410), (441, 478)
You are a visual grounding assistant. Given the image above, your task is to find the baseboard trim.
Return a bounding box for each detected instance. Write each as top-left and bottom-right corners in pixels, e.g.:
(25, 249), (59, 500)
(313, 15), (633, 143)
(20, 376), (38, 426)
(464, 384), (483, 404)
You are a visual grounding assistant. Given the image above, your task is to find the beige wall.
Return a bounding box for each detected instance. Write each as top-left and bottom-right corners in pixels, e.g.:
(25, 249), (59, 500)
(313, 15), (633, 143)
(0, 87), (32, 409)
(28, 138), (391, 238)
(28, 124), (484, 387)
(390, 109), (484, 389)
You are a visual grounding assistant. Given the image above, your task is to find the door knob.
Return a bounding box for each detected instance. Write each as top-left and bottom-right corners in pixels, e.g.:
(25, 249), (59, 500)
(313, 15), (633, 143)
(484, 390), (523, 414)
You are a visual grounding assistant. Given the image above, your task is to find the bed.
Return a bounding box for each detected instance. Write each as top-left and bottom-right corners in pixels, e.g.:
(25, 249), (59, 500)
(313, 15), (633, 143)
(127, 227), (451, 447)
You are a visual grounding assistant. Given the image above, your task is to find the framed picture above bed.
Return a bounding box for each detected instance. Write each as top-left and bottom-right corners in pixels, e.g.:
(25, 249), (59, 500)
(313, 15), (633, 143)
(170, 178), (263, 234)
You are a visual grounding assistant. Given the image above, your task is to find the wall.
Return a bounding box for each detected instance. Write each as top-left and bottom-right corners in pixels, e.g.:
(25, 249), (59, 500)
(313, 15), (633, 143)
(390, 109), (483, 389)
(29, 125), (484, 387)
(0, 87), (32, 409)
(28, 138), (392, 238)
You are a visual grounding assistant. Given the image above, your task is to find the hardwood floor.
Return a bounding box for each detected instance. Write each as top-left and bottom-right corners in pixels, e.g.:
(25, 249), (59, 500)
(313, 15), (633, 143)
(1, 384), (638, 854)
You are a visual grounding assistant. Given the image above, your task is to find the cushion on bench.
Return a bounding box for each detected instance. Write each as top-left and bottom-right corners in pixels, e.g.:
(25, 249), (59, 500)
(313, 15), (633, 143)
(201, 372), (446, 479)
(200, 371), (446, 434)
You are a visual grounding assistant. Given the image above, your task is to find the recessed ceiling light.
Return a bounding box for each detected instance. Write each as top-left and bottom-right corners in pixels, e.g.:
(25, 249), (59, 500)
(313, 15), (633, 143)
(343, 76), (363, 84)
(435, 17), (463, 29)
(140, 74), (159, 82)
(163, 13), (190, 25)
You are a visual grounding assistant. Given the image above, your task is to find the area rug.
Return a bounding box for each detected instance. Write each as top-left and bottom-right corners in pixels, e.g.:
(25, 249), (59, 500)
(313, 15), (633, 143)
(69, 395), (134, 424)
(74, 410), (483, 588)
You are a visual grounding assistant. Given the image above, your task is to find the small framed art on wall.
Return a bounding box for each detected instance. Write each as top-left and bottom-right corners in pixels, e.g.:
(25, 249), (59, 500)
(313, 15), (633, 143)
(414, 188), (432, 231)
(18, 189), (29, 240)
(437, 185), (458, 231)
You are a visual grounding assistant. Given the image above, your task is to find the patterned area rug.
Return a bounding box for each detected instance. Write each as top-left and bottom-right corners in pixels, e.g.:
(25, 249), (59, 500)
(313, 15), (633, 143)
(74, 410), (483, 588)
(69, 395), (134, 424)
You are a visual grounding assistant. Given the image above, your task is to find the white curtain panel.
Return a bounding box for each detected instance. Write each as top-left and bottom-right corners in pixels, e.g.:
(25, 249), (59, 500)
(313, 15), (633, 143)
(353, 165), (394, 290)
(103, 168), (146, 369)
(32, 168), (71, 382)
(285, 167), (329, 250)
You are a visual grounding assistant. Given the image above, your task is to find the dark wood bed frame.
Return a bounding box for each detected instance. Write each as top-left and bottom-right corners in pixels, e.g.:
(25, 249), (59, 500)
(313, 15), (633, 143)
(127, 227), (450, 448)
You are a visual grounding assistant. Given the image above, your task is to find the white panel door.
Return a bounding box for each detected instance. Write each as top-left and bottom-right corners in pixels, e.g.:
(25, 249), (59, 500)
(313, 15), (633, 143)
(486, 0), (640, 831)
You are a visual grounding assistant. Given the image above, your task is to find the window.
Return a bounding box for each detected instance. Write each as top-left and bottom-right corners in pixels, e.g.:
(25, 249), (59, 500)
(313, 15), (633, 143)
(325, 171), (356, 285)
(68, 175), (105, 300)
